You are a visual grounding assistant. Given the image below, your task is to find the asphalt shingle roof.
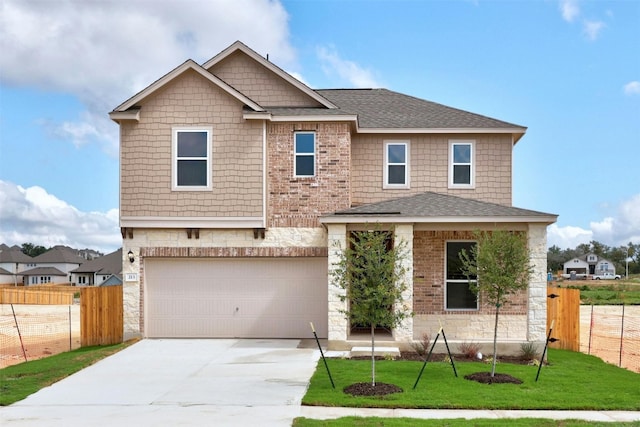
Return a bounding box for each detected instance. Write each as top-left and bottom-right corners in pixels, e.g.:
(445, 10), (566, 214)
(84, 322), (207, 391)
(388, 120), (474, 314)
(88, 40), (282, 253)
(32, 246), (86, 264)
(315, 89), (525, 130)
(323, 192), (556, 221)
(21, 266), (67, 276)
(71, 249), (122, 275)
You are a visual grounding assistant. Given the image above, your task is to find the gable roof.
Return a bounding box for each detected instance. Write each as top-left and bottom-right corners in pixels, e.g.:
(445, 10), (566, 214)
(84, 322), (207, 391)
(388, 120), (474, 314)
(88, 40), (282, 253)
(71, 249), (122, 275)
(202, 41), (337, 109)
(0, 267), (13, 275)
(320, 192), (557, 224)
(32, 246), (85, 264)
(109, 59), (264, 120)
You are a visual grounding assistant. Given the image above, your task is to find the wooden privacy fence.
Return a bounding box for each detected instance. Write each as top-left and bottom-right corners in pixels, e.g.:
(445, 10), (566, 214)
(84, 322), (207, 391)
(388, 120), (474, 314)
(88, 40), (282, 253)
(547, 286), (580, 351)
(0, 287), (75, 305)
(81, 286), (123, 346)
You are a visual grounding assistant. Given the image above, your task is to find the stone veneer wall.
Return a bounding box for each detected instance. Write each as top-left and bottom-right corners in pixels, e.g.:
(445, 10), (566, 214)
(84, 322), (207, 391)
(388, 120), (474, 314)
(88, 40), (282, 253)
(122, 227), (327, 340)
(267, 123), (351, 228)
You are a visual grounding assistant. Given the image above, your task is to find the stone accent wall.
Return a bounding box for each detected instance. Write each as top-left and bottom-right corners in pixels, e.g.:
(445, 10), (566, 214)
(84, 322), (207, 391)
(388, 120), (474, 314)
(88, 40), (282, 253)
(207, 50), (323, 107)
(393, 225), (414, 342)
(120, 69), (263, 218)
(268, 123), (351, 228)
(351, 134), (513, 206)
(527, 223), (548, 341)
(122, 227), (327, 339)
(327, 224), (348, 344)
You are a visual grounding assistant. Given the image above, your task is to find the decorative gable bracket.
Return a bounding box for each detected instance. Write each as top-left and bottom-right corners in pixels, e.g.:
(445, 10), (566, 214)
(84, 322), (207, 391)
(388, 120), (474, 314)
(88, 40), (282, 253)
(253, 228), (266, 239)
(120, 227), (134, 239)
(186, 228), (200, 239)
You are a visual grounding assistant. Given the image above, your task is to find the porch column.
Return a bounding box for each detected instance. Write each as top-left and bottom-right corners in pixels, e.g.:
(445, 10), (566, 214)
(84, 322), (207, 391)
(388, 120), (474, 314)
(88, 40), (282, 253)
(527, 223), (548, 342)
(393, 224), (414, 342)
(327, 223), (348, 345)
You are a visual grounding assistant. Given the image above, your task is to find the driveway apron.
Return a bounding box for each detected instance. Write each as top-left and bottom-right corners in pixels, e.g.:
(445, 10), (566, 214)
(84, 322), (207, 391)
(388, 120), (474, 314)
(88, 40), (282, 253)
(1, 339), (321, 426)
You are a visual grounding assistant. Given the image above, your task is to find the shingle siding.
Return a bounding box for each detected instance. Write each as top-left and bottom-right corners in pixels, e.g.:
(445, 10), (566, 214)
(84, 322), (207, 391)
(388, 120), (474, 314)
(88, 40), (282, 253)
(207, 51), (323, 107)
(120, 69), (263, 218)
(351, 134), (512, 206)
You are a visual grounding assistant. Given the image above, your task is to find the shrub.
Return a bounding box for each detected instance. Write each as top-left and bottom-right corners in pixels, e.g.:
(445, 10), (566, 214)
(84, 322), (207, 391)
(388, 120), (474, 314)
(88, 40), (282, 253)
(410, 332), (431, 356)
(519, 341), (538, 361)
(458, 341), (481, 359)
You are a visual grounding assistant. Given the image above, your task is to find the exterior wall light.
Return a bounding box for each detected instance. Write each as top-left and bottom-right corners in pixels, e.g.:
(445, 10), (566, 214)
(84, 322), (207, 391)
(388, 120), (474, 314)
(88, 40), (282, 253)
(128, 250), (135, 263)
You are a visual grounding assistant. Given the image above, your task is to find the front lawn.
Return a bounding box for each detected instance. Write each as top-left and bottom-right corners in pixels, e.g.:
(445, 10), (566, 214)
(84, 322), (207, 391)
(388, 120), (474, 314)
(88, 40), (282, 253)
(0, 340), (135, 406)
(302, 349), (640, 410)
(294, 418), (640, 426)
(293, 417), (640, 427)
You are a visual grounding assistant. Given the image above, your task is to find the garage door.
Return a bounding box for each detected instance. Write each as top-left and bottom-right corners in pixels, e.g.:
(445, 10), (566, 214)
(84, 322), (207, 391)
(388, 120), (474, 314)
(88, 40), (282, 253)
(144, 257), (328, 338)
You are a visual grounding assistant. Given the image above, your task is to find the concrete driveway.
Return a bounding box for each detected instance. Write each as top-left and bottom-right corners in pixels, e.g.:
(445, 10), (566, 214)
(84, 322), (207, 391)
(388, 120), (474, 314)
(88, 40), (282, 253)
(1, 339), (321, 426)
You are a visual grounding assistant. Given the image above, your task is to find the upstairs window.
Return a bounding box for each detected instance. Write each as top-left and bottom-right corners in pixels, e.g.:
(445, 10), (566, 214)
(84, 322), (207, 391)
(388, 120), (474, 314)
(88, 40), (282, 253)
(445, 241), (478, 310)
(449, 140), (474, 188)
(172, 127), (212, 190)
(384, 141), (409, 188)
(294, 132), (315, 177)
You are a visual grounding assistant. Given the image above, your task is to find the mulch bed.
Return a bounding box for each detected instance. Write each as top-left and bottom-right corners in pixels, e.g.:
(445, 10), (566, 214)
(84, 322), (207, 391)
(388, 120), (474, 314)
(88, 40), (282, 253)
(343, 352), (534, 394)
(344, 382), (403, 396)
(464, 372), (523, 384)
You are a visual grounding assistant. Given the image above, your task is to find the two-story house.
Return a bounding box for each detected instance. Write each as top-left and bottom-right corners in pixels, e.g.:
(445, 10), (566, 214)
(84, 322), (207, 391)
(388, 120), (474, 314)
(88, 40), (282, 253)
(110, 41), (556, 352)
(21, 246), (86, 285)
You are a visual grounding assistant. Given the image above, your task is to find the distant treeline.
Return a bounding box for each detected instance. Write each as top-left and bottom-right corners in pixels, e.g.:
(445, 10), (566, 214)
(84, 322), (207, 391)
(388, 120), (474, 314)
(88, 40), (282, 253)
(548, 241), (639, 275)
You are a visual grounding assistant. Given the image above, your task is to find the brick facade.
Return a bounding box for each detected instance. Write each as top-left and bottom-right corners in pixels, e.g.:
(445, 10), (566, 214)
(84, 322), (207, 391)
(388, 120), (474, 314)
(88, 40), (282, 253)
(267, 122), (351, 228)
(412, 230), (527, 316)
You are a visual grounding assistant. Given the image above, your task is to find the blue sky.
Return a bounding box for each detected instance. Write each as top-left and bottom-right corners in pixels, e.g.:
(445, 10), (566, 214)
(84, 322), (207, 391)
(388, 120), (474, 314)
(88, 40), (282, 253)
(1, 0), (639, 254)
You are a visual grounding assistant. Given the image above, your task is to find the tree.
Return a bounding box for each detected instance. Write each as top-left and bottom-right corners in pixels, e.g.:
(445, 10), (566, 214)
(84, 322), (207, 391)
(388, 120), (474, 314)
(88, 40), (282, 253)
(21, 243), (48, 257)
(331, 227), (410, 386)
(460, 229), (533, 377)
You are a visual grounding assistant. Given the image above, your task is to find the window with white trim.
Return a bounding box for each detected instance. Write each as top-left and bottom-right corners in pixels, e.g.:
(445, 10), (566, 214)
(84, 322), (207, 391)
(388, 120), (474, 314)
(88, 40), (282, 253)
(384, 141), (409, 188)
(172, 127), (212, 190)
(445, 241), (478, 310)
(294, 132), (315, 177)
(449, 140), (474, 188)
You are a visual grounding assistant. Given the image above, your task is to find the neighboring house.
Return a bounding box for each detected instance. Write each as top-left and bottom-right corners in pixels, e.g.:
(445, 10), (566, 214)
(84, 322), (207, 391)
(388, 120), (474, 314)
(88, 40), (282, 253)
(0, 244), (34, 285)
(71, 249), (123, 286)
(563, 253), (616, 276)
(110, 41), (557, 351)
(20, 267), (68, 285)
(22, 246), (86, 285)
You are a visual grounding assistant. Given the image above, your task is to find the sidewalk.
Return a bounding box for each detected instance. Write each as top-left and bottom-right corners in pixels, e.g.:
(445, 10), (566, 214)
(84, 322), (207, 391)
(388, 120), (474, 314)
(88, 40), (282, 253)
(300, 406), (640, 423)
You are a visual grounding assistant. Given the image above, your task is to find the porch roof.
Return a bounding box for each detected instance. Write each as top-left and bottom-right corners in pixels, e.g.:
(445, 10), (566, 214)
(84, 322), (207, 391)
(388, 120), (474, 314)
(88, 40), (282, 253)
(20, 267), (67, 276)
(320, 192), (557, 225)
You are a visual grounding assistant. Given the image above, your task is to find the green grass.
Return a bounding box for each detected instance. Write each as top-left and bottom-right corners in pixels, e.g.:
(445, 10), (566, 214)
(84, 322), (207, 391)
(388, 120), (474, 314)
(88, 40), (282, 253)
(557, 279), (640, 305)
(0, 341), (134, 406)
(294, 417), (640, 426)
(302, 349), (640, 410)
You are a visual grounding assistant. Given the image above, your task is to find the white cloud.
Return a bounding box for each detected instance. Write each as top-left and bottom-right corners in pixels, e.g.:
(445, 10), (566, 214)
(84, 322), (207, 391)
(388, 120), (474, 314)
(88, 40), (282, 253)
(583, 20), (605, 41)
(0, 180), (120, 253)
(0, 0), (293, 156)
(317, 46), (381, 88)
(559, 0), (580, 22)
(548, 193), (640, 248)
(624, 81), (640, 96)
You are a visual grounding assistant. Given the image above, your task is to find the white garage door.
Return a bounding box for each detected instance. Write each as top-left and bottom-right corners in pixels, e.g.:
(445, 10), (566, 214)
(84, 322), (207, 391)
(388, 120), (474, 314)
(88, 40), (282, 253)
(144, 257), (328, 338)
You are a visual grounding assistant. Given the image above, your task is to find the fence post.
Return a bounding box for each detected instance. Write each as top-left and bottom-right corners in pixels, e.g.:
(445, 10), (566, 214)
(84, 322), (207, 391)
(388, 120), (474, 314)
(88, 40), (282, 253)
(619, 304), (625, 368)
(69, 305), (72, 351)
(588, 305), (594, 355)
(11, 304), (28, 362)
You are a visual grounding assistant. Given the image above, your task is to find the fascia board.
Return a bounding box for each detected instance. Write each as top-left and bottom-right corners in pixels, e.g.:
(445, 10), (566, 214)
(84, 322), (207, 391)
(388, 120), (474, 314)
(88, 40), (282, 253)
(243, 113), (358, 123)
(202, 41), (338, 109)
(319, 215), (557, 225)
(356, 127), (527, 136)
(112, 60), (263, 113)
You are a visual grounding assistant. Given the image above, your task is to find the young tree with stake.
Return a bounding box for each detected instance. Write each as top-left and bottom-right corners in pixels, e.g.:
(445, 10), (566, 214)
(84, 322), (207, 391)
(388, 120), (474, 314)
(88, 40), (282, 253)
(331, 227), (410, 387)
(460, 229), (533, 377)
